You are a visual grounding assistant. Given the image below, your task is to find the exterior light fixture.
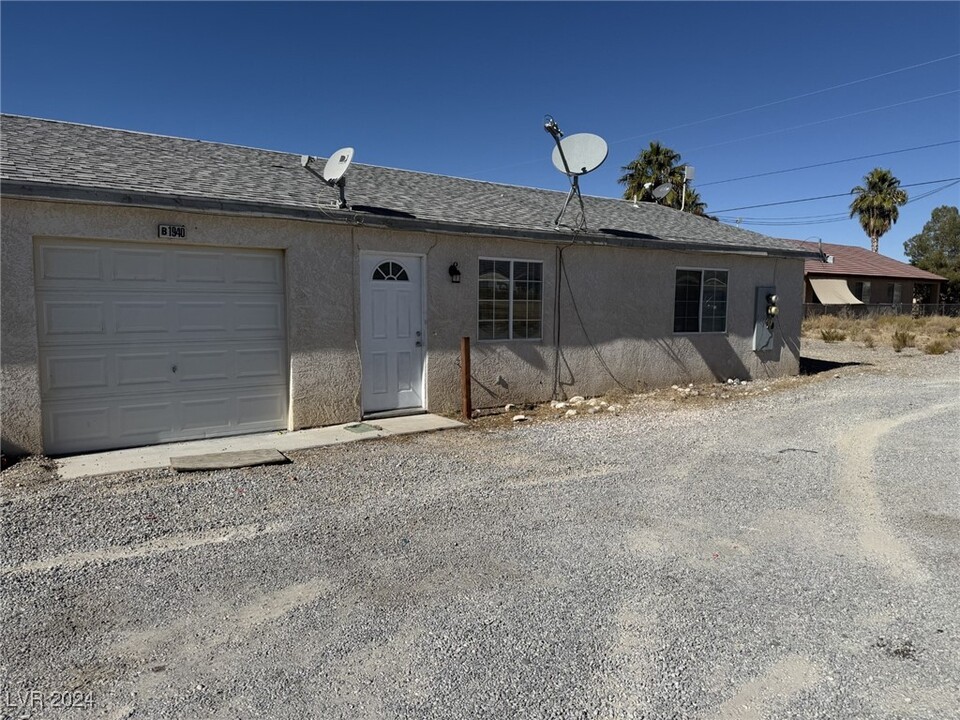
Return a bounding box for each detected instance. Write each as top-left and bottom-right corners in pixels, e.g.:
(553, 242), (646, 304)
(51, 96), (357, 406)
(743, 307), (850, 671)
(448, 262), (461, 284)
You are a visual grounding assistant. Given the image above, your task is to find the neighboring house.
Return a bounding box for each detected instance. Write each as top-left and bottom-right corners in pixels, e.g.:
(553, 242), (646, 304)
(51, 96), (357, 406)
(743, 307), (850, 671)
(797, 240), (945, 307)
(1, 115), (815, 456)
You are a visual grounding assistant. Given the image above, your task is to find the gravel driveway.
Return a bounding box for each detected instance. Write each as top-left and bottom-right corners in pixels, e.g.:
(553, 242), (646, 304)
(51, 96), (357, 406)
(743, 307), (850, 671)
(2, 341), (958, 719)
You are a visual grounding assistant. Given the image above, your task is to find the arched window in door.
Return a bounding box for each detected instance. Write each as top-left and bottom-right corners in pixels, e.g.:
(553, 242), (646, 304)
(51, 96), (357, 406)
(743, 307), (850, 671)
(372, 261), (409, 281)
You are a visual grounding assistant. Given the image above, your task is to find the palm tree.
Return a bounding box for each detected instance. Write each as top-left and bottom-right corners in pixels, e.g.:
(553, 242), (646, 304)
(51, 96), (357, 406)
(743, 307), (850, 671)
(849, 168), (908, 253)
(619, 142), (682, 203)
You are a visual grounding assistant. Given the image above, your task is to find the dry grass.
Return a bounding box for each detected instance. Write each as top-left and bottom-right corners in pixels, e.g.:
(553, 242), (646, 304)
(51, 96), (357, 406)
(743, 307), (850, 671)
(820, 328), (847, 343)
(892, 330), (916, 353)
(803, 313), (958, 354)
(924, 338), (953, 355)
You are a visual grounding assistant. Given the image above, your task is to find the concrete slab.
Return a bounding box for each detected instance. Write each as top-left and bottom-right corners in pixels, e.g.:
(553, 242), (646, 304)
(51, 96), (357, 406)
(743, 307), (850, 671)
(57, 414), (465, 480)
(170, 449), (290, 472)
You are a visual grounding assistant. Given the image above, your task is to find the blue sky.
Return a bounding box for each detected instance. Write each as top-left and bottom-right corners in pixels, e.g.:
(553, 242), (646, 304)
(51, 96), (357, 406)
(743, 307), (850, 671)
(2, 1), (958, 260)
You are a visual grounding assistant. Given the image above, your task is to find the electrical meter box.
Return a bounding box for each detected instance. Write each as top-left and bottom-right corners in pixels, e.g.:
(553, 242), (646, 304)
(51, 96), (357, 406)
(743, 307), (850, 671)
(753, 285), (778, 352)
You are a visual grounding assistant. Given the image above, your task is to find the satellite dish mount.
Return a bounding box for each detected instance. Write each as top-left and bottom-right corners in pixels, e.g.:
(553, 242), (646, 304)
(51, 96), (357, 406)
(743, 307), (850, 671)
(544, 115), (608, 232)
(301, 147), (355, 209)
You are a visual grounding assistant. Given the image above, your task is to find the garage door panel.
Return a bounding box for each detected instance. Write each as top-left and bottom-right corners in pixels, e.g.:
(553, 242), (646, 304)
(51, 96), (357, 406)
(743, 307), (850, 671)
(38, 244), (104, 281)
(176, 350), (231, 382)
(115, 301), (170, 333)
(178, 301), (229, 332)
(180, 396), (233, 430)
(237, 392), (286, 424)
(47, 405), (111, 449)
(236, 348), (283, 378)
(233, 253), (283, 286)
(113, 249), (167, 282)
(41, 301), (105, 336)
(117, 351), (174, 387)
(117, 401), (175, 437)
(235, 301), (283, 332)
(174, 251), (228, 284)
(43, 354), (109, 393)
(36, 239), (288, 454)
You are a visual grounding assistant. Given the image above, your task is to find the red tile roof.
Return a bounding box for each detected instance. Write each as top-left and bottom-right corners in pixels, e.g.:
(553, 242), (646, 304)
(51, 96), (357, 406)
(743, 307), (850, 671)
(794, 240), (946, 281)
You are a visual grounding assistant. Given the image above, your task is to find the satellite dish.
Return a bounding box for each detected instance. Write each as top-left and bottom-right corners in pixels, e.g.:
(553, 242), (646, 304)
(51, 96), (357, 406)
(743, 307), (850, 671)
(551, 134), (608, 176)
(652, 183), (672, 200)
(322, 147), (354, 184)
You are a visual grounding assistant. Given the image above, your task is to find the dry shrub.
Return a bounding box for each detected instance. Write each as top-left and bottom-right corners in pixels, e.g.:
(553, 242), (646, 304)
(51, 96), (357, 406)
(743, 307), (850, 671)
(923, 338), (952, 355)
(863, 333), (876, 349)
(892, 330), (916, 353)
(821, 328), (847, 343)
(923, 316), (958, 336)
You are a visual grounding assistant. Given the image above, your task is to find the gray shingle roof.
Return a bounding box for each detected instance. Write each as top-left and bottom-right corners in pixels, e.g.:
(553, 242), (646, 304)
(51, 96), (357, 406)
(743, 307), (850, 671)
(1, 114), (810, 257)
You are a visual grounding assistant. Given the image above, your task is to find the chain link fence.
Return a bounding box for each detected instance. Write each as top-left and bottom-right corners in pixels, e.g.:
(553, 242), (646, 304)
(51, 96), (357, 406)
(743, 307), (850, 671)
(803, 303), (960, 319)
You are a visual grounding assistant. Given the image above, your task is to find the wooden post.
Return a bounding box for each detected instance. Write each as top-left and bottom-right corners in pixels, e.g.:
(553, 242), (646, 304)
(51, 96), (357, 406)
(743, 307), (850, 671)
(460, 336), (472, 420)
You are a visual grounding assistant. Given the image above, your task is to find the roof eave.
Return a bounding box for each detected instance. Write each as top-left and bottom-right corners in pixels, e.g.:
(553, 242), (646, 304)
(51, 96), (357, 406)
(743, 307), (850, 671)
(1, 180), (814, 260)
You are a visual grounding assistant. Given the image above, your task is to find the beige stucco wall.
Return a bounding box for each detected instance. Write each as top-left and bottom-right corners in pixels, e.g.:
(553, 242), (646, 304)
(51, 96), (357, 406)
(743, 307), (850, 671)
(432, 241), (802, 410)
(1, 197), (802, 455)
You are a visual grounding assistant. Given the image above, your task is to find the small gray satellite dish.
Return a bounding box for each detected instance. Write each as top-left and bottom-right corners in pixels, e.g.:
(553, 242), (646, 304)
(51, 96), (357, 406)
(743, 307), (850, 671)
(652, 183), (672, 200)
(551, 133), (608, 176)
(322, 147), (354, 184)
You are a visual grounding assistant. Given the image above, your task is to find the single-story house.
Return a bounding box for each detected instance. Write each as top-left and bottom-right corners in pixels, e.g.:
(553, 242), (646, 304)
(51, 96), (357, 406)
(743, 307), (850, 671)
(1, 115), (815, 456)
(798, 239), (945, 306)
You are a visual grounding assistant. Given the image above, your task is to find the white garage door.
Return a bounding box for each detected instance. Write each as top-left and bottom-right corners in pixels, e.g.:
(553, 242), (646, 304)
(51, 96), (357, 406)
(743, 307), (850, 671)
(34, 239), (288, 455)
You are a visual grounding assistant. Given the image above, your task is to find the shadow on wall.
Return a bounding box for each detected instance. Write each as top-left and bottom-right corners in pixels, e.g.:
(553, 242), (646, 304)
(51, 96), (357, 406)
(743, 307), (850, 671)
(654, 335), (755, 384)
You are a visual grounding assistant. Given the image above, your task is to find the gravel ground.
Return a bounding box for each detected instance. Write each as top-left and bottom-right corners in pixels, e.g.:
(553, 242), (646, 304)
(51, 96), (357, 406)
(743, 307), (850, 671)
(2, 340), (958, 719)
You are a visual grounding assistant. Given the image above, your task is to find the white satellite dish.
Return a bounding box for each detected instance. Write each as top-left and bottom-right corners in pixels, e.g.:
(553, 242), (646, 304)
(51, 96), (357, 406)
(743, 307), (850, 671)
(322, 147), (354, 184)
(652, 183), (672, 200)
(543, 116), (608, 231)
(551, 134), (608, 176)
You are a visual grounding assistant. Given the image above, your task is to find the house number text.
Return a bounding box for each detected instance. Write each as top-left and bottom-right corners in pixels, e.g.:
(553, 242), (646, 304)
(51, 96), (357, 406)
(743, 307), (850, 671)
(158, 224), (186, 239)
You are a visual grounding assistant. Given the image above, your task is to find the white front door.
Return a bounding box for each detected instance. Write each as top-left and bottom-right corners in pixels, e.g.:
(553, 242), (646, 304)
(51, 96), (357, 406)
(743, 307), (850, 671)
(360, 255), (424, 414)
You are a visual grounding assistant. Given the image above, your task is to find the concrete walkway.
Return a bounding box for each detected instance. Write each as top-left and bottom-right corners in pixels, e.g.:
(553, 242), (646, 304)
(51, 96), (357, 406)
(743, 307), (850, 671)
(57, 414), (465, 480)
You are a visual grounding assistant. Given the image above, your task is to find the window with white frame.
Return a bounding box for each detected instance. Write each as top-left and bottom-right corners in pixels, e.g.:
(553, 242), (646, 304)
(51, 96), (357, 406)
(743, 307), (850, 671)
(673, 268), (728, 333)
(478, 259), (543, 340)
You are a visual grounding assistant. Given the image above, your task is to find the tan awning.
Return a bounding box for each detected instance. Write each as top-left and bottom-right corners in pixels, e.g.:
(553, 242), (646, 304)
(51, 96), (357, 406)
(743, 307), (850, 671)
(810, 278), (863, 305)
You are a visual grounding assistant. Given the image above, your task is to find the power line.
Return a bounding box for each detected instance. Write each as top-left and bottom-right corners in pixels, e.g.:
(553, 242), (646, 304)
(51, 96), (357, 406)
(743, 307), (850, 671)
(609, 52), (960, 146)
(717, 180), (960, 226)
(698, 140), (960, 187)
(686, 90), (959, 153)
(463, 52), (960, 178)
(712, 177), (960, 213)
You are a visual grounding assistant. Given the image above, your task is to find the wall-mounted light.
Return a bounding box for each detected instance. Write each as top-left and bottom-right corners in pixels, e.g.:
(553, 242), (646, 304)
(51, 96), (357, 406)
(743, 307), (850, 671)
(448, 262), (461, 284)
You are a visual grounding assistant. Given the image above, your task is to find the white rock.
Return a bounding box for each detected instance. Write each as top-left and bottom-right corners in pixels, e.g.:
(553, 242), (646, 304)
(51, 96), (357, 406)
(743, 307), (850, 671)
(512, 414), (528, 422)
(607, 404), (623, 413)
(588, 406), (601, 414)
(550, 400), (568, 409)
(600, 400), (609, 406)
(569, 396), (585, 405)
(565, 409), (577, 417)
(504, 403), (516, 411)
(586, 398), (601, 406)
(671, 385), (679, 390)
